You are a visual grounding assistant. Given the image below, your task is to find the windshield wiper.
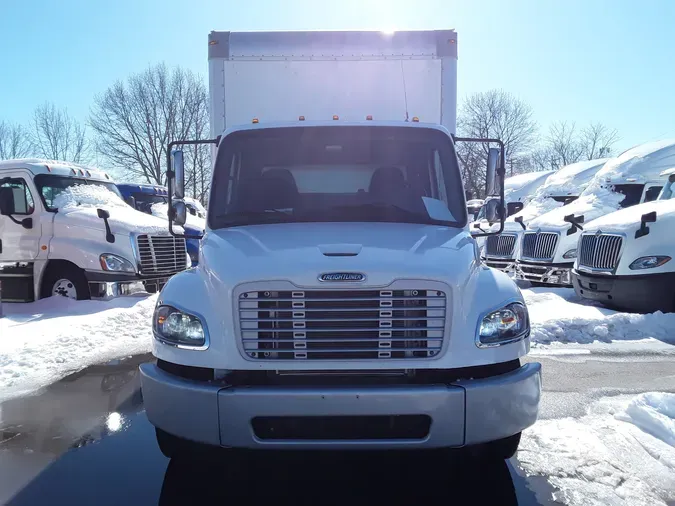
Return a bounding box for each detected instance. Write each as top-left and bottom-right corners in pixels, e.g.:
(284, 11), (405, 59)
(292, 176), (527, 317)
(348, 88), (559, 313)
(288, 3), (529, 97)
(321, 202), (446, 224)
(214, 209), (295, 226)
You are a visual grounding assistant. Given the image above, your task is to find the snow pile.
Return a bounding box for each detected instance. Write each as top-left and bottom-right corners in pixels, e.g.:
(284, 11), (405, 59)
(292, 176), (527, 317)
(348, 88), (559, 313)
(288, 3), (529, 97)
(184, 197), (207, 215)
(151, 202), (205, 231)
(52, 184), (127, 211)
(0, 294), (157, 403)
(503, 170), (555, 203)
(519, 392), (675, 505)
(523, 287), (675, 348)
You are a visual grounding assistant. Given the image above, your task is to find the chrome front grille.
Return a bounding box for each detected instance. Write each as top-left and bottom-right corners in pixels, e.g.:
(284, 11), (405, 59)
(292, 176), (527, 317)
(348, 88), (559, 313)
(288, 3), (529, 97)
(485, 234), (517, 258)
(578, 234), (623, 272)
(238, 289), (447, 360)
(136, 235), (187, 275)
(521, 232), (559, 261)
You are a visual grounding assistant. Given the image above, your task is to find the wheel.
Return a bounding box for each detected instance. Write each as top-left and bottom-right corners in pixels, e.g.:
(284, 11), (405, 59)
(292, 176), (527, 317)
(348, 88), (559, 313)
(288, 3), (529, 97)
(40, 264), (90, 300)
(468, 432), (522, 460)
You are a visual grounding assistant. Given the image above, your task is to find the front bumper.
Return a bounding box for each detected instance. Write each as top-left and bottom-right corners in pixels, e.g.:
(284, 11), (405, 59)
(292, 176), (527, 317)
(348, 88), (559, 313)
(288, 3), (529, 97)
(483, 257), (517, 275)
(572, 270), (675, 313)
(140, 361), (541, 450)
(516, 261), (573, 286)
(84, 271), (175, 298)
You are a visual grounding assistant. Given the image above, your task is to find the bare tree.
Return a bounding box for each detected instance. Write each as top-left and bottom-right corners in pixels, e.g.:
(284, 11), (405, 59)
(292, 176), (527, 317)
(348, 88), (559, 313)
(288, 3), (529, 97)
(89, 63), (211, 202)
(30, 102), (88, 162)
(581, 122), (619, 160)
(456, 89), (538, 197)
(529, 121), (620, 171)
(0, 121), (31, 159)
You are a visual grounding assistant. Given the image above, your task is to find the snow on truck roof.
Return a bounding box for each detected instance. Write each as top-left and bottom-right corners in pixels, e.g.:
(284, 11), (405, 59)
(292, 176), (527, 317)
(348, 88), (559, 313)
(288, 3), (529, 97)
(503, 170), (555, 202)
(0, 158), (113, 182)
(593, 138), (675, 184)
(537, 158), (610, 196)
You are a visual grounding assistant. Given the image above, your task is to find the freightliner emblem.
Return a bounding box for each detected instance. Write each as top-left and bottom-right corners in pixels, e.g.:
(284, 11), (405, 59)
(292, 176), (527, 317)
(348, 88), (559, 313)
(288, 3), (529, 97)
(319, 272), (366, 282)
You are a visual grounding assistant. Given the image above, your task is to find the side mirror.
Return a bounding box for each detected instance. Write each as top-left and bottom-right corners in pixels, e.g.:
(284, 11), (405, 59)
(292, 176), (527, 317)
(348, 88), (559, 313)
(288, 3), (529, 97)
(170, 200), (187, 227)
(125, 195), (136, 209)
(0, 188), (16, 216)
(171, 150), (185, 199)
(485, 199), (503, 223)
(507, 202), (524, 216)
(485, 147), (500, 196)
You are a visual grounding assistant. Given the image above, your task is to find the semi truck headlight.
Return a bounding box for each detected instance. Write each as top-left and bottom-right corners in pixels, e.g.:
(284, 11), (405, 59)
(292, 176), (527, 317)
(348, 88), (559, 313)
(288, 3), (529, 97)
(99, 254), (135, 273)
(153, 305), (208, 348)
(629, 256), (671, 270)
(477, 302), (529, 348)
(562, 249), (577, 259)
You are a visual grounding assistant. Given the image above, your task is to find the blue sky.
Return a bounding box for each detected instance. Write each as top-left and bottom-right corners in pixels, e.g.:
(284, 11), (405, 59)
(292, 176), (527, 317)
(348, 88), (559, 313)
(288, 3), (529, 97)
(2, 0), (674, 153)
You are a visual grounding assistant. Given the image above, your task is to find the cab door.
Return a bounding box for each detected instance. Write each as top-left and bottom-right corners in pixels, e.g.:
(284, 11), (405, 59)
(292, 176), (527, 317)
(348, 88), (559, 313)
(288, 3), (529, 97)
(0, 175), (42, 262)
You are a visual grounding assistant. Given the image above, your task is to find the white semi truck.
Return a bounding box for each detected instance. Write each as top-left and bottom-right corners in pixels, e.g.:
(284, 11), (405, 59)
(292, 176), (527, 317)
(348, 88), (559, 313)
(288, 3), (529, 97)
(515, 140), (673, 286)
(483, 158), (609, 274)
(572, 167), (675, 313)
(140, 29), (541, 459)
(0, 159), (189, 302)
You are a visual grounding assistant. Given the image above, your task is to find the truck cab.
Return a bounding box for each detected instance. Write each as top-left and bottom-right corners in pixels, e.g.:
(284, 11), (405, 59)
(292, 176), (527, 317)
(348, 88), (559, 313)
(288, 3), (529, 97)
(116, 183), (205, 266)
(514, 140), (674, 286)
(139, 29), (541, 460)
(0, 159), (189, 302)
(572, 167), (675, 313)
(483, 158), (609, 275)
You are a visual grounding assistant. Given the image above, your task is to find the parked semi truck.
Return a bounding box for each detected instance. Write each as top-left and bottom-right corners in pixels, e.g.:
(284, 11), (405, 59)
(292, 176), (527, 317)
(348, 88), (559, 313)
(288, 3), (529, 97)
(573, 167), (675, 313)
(140, 29), (541, 459)
(514, 139), (673, 286)
(117, 183), (205, 266)
(483, 158), (609, 274)
(0, 159), (189, 302)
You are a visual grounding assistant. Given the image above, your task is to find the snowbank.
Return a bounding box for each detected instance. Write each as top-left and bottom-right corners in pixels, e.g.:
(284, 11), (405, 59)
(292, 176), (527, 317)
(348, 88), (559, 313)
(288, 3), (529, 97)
(519, 392), (675, 505)
(52, 184), (127, 211)
(0, 295), (156, 403)
(524, 287), (675, 348)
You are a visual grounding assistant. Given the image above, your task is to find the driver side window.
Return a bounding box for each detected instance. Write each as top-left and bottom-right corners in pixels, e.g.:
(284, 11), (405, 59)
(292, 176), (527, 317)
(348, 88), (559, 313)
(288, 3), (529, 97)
(1, 178), (35, 215)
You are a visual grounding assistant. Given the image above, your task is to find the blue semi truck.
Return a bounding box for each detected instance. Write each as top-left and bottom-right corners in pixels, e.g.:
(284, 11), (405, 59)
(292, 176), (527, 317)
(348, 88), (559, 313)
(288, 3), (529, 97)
(116, 183), (204, 266)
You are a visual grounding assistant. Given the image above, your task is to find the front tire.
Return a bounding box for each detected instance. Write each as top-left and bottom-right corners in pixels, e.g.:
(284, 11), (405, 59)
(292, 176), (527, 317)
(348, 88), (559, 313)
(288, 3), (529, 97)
(41, 264), (90, 300)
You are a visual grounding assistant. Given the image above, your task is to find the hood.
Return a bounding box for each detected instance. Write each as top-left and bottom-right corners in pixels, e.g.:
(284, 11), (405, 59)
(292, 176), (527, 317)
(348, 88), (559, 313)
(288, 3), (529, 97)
(54, 205), (174, 236)
(527, 185), (625, 230)
(583, 198), (675, 233)
(200, 222), (478, 287)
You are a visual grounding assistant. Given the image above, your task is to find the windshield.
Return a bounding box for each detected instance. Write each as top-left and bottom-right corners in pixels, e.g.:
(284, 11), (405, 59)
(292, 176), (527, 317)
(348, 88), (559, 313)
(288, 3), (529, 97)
(34, 174), (124, 212)
(208, 126), (466, 229)
(658, 177), (674, 200)
(130, 193), (168, 214)
(613, 183), (645, 208)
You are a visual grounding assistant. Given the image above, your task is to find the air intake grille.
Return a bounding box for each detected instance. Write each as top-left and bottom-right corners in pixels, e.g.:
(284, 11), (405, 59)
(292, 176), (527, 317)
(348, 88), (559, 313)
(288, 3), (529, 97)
(578, 234), (623, 271)
(521, 232), (559, 261)
(238, 289), (446, 360)
(136, 235), (187, 275)
(485, 234), (517, 258)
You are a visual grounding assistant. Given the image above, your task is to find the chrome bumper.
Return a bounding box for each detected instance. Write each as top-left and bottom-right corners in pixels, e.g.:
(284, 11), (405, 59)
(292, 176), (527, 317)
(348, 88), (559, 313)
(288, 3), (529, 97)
(140, 362), (542, 450)
(483, 257), (517, 275)
(515, 261), (573, 286)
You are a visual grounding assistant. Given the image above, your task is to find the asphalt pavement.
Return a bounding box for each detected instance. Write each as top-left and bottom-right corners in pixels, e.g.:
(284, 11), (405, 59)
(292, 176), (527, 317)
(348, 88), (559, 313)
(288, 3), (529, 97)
(0, 355), (560, 506)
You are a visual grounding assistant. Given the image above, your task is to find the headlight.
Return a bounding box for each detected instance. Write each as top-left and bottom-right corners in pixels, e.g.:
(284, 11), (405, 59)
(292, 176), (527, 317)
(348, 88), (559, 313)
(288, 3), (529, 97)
(477, 302), (529, 348)
(99, 254), (135, 273)
(153, 305), (208, 348)
(562, 249), (577, 259)
(629, 256), (671, 270)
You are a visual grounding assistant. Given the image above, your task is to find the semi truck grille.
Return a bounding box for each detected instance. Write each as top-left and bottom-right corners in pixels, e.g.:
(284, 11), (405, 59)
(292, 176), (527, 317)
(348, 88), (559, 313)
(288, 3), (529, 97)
(238, 289), (447, 360)
(136, 235), (187, 275)
(578, 234), (623, 272)
(521, 232), (559, 261)
(485, 234), (517, 258)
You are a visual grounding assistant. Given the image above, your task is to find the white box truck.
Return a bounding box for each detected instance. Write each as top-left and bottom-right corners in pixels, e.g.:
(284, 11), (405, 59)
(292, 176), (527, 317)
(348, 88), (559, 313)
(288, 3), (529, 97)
(483, 158), (609, 274)
(140, 29), (541, 459)
(0, 159), (189, 302)
(572, 167), (675, 313)
(514, 140), (673, 286)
